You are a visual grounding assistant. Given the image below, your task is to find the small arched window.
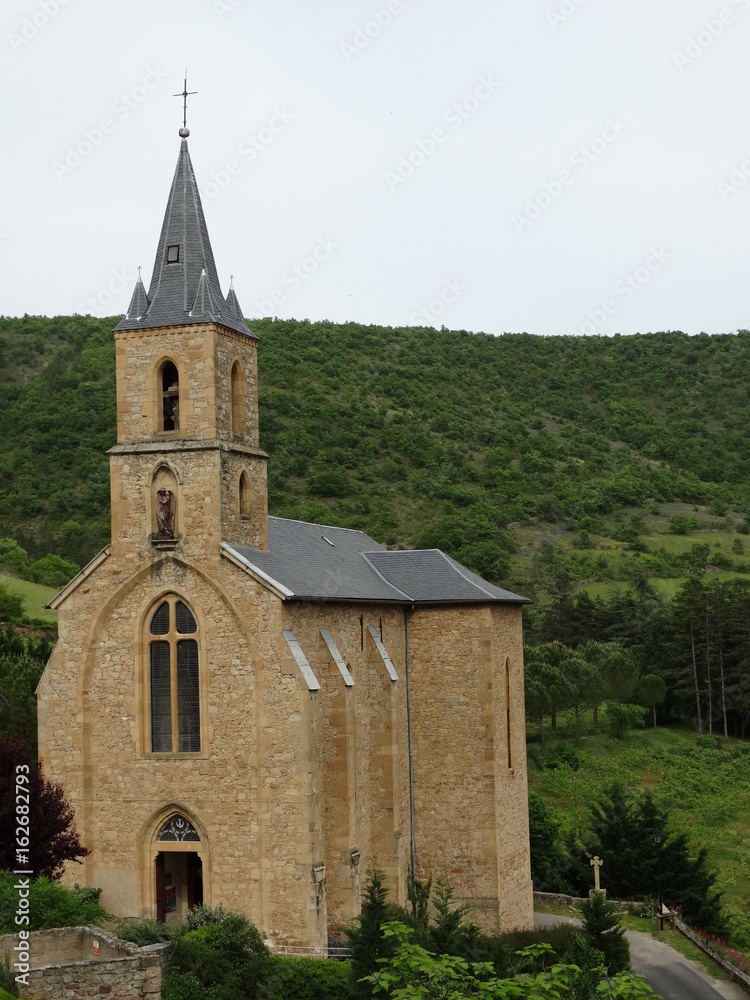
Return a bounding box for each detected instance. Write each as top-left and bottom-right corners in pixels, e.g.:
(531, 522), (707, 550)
(148, 597), (200, 753)
(239, 471), (252, 518)
(230, 361), (246, 437)
(161, 361), (180, 432)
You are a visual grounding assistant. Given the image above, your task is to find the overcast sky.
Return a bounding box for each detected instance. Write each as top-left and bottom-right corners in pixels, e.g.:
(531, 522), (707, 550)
(2, 0), (749, 337)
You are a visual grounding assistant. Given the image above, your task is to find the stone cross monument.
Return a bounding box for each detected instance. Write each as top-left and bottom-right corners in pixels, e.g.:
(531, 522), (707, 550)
(590, 856), (604, 897)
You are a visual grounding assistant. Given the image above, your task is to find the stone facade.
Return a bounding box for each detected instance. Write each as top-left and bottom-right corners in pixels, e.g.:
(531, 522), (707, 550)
(38, 138), (533, 950)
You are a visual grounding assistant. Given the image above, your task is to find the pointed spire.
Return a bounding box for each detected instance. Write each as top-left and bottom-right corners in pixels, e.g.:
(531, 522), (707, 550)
(123, 267), (149, 320)
(114, 139), (254, 339)
(190, 267), (222, 318)
(225, 276), (246, 324)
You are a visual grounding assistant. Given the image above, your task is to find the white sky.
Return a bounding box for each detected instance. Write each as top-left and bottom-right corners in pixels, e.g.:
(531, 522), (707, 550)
(2, 0), (750, 336)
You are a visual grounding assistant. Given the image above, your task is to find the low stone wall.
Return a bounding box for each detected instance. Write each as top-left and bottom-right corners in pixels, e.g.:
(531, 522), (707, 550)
(532, 890), (631, 912)
(0, 926), (167, 1000)
(676, 920), (750, 990)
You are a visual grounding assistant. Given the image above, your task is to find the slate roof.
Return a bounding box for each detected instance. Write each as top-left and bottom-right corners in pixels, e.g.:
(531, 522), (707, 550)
(224, 517), (528, 605)
(114, 139), (254, 338)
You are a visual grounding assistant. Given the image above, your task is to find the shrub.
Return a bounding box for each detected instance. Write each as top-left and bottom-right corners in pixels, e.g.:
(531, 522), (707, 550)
(0, 586), (24, 625)
(258, 954), (354, 1000)
(0, 953), (19, 997)
(0, 874), (106, 933)
(181, 903), (232, 932)
(168, 911), (268, 1000)
(116, 916), (173, 946)
(537, 741), (580, 771)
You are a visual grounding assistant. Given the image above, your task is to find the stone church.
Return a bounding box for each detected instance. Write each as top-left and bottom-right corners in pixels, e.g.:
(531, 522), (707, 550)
(38, 126), (533, 951)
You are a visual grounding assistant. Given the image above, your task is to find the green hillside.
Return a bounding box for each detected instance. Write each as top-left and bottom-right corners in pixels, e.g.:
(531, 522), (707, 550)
(3, 315), (750, 597)
(529, 725), (750, 945)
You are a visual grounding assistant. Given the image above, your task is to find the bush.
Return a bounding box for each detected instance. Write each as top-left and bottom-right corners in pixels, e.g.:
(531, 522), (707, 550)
(0, 874), (107, 933)
(0, 953), (19, 997)
(116, 916), (173, 946)
(604, 701), (646, 739)
(26, 555), (79, 589)
(258, 954), (354, 1000)
(168, 911), (268, 1000)
(0, 586), (24, 624)
(537, 741), (580, 771)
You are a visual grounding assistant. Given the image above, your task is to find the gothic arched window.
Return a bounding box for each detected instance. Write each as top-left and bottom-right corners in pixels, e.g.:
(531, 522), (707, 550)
(148, 597), (201, 753)
(160, 361), (180, 432)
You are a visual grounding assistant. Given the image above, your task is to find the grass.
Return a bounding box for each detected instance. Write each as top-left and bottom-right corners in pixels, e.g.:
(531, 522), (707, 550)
(527, 723), (750, 948)
(0, 573), (58, 623)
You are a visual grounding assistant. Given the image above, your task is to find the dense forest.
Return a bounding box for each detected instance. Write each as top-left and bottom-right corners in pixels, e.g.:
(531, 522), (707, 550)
(3, 314), (750, 569)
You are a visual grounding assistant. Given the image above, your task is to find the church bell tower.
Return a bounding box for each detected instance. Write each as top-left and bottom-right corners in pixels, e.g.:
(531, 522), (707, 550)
(108, 125), (268, 565)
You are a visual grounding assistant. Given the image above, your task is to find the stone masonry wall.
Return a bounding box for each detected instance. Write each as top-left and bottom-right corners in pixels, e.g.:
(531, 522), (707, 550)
(0, 927), (163, 1000)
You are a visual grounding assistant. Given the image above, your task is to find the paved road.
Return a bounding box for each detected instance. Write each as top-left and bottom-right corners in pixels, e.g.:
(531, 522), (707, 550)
(534, 912), (746, 1000)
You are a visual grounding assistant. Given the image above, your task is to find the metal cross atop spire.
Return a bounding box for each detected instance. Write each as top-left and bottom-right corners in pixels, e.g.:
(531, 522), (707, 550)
(173, 72), (197, 137)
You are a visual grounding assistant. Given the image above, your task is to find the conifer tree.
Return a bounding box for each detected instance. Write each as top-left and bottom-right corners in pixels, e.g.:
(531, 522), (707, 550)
(347, 865), (394, 998)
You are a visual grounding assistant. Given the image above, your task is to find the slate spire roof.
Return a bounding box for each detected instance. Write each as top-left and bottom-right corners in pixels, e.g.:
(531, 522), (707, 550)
(114, 138), (254, 338)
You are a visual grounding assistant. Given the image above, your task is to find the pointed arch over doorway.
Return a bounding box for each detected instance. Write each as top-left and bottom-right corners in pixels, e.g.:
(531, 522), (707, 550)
(140, 805), (211, 923)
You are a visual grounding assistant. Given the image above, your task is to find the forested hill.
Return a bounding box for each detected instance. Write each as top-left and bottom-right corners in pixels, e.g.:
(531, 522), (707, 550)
(2, 314), (750, 596)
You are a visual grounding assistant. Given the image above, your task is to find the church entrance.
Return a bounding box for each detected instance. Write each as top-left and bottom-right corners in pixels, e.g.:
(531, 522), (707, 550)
(153, 813), (205, 924)
(155, 851), (203, 923)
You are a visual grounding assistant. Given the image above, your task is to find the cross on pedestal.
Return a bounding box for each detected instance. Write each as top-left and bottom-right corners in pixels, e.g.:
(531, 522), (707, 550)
(590, 855), (603, 891)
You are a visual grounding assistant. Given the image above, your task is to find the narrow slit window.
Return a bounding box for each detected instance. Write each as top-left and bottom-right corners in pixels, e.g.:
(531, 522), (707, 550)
(230, 361), (246, 436)
(506, 658), (513, 771)
(147, 598), (201, 754)
(167, 245), (180, 264)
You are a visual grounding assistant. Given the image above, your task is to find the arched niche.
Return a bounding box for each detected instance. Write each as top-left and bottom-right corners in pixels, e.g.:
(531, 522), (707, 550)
(150, 464), (179, 541)
(230, 360), (247, 437)
(239, 470), (253, 519)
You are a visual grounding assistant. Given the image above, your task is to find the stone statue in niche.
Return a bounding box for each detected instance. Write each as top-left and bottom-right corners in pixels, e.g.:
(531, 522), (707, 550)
(156, 489), (175, 539)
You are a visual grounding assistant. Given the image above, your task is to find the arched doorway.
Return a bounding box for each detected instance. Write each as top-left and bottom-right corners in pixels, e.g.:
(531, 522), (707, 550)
(145, 811), (209, 924)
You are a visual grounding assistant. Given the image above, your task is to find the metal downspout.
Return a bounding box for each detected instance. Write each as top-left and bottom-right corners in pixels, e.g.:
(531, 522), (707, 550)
(404, 604), (417, 894)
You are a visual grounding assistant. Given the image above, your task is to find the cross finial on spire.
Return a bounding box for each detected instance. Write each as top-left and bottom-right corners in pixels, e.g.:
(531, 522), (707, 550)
(173, 71), (197, 137)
